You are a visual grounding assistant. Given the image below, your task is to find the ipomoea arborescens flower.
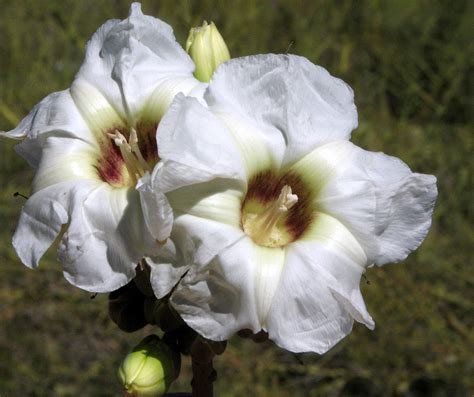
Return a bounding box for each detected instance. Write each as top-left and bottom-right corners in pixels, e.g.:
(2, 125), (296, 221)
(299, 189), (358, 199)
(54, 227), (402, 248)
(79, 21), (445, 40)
(142, 54), (438, 354)
(1, 3), (204, 292)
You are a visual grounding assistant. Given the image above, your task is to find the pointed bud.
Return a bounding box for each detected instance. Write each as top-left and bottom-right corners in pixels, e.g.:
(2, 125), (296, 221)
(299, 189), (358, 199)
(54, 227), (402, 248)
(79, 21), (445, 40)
(118, 335), (181, 396)
(186, 21), (230, 82)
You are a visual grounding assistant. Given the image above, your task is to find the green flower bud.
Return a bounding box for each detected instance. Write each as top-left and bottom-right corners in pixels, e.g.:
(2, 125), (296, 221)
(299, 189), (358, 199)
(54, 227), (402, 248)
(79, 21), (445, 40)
(186, 21), (230, 82)
(118, 335), (181, 396)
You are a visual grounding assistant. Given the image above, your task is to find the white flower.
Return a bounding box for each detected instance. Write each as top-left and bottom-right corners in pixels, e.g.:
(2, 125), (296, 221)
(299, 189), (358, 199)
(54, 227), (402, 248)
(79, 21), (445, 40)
(142, 54), (438, 353)
(1, 3), (204, 292)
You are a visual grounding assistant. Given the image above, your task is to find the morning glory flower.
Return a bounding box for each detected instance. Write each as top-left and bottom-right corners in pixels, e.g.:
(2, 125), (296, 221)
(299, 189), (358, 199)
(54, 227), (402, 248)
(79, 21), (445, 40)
(1, 3), (204, 292)
(142, 54), (438, 353)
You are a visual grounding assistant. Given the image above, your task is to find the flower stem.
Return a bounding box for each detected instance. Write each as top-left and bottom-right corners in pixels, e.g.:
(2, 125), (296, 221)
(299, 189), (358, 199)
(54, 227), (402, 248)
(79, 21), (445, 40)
(191, 338), (216, 397)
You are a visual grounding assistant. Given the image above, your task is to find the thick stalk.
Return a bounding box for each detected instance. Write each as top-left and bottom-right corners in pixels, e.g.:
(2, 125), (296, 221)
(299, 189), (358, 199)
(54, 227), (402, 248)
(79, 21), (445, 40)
(190, 338), (216, 397)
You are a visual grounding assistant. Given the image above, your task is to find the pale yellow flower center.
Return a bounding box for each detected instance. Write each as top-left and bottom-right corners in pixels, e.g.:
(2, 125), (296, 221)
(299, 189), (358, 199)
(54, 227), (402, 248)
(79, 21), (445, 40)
(107, 128), (151, 185)
(241, 170), (314, 248)
(243, 185), (299, 248)
(96, 121), (159, 188)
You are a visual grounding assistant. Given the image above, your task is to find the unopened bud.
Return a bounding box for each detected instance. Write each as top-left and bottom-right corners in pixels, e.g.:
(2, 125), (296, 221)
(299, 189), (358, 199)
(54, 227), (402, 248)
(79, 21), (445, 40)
(186, 21), (230, 82)
(118, 335), (181, 396)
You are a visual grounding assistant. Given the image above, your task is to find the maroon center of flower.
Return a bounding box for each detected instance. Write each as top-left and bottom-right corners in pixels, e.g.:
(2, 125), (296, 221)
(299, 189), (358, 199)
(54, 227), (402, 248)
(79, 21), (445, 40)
(96, 121), (159, 187)
(242, 170), (314, 247)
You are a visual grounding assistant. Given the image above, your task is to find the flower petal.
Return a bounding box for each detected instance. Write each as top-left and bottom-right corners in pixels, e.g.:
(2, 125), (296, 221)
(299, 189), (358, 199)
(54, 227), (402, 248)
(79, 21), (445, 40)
(170, 237), (262, 340)
(137, 171), (173, 243)
(146, 176), (246, 299)
(266, 240), (373, 354)
(147, 238), (190, 299)
(215, 111), (280, 178)
(166, 178), (244, 227)
(206, 54), (358, 165)
(13, 177), (157, 292)
(12, 182), (73, 268)
(59, 183), (157, 292)
(153, 94), (247, 192)
(297, 213), (374, 329)
(32, 136), (100, 193)
(1, 90), (94, 168)
(70, 79), (126, 137)
(73, 3), (196, 121)
(292, 140), (437, 265)
(171, 213), (244, 269)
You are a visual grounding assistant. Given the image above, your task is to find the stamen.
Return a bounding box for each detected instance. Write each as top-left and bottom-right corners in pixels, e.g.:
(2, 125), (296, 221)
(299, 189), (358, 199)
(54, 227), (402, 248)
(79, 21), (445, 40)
(248, 185), (298, 246)
(107, 128), (150, 184)
(129, 128), (151, 173)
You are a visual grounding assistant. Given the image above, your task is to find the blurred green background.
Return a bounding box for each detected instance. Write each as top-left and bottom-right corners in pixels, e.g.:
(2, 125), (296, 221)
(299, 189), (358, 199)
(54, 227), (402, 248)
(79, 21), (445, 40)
(0, 1), (472, 396)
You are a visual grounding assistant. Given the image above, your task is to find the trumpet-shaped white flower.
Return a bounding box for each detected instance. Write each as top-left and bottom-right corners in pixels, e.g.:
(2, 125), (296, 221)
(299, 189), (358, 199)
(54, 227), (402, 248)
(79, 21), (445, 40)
(2, 3), (205, 292)
(143, 54), (438, 353)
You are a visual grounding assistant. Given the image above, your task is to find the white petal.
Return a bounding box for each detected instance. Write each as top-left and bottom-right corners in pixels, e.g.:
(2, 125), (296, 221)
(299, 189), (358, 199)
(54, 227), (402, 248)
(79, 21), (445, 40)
(32, 136), (100, 193)
(292, 140), (437, 264)
(170, 237), (262, 340)
(59, 183), (157, 292)
(13, 178), (153, 292)
(12, 182), (74, 268)
(266, 241), (373, 354)
(140, 76), (203, 122)
(146, 178), (246, 299)
(70, 79), (125, 137)
(136, 171), (173, 243)
(154, 94), (246, 192)
(207, 54), (358, 165)
(1, 90), (94, 168)
(372, 172), (437, 265)
(171, 213), (244, 268)
(253, 245), (286, 326)
(147, 237), (192, 299)
(215, 111), (281, 177)
(300, 212), (367, 265)
(166, 178), (243, 227)
(74, 3), (196, 120)
(297, 214), (373, 329)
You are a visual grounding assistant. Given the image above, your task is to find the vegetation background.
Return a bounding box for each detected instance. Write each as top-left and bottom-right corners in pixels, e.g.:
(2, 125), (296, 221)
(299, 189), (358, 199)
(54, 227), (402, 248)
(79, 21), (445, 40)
(0, 0), (472, 396)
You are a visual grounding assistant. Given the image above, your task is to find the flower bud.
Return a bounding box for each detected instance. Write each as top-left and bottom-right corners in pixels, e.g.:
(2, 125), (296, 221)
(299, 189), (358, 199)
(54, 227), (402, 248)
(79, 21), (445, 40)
(118, 335), (181, 396)
(186, 21), (230, 82)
